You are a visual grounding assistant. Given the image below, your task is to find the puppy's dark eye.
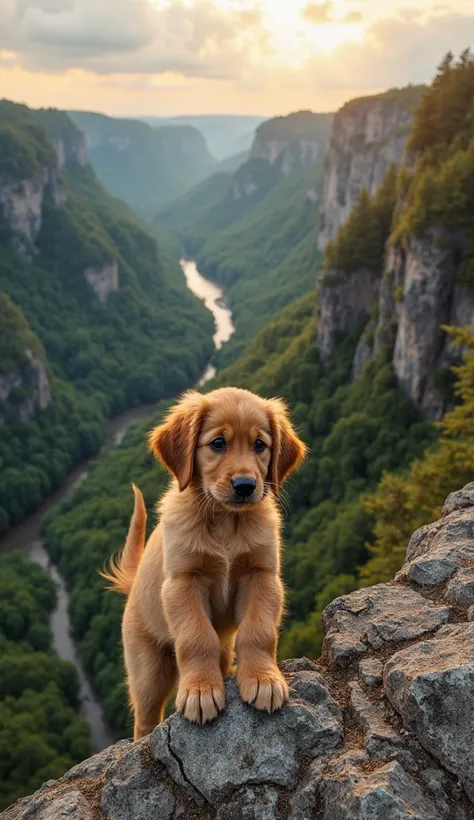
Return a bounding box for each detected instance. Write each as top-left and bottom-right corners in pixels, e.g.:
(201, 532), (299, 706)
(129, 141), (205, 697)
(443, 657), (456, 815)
(253, 439), (266, 453)
(210, 437), (227, 451)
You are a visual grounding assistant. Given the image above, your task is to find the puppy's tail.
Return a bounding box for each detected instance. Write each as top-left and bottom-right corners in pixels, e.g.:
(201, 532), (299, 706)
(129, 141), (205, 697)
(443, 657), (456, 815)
(99, 484), (147, 595)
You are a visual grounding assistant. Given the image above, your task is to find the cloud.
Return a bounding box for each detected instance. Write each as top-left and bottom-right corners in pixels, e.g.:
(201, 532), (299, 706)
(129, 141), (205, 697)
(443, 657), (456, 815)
(302, 2), (333, 24)
(302, 2), (363, 25)
(1, 0), (264, 78)
(1, 0), (474, 115)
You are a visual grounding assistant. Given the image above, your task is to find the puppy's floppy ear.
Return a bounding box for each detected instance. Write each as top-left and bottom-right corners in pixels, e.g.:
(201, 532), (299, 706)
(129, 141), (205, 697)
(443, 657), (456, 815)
(149, 391), (208, 491)
(266, 398), (307, 494)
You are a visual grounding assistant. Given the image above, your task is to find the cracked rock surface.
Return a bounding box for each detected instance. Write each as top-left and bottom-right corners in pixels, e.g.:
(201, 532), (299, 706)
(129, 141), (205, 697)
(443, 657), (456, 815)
(3, 485), (474, 819)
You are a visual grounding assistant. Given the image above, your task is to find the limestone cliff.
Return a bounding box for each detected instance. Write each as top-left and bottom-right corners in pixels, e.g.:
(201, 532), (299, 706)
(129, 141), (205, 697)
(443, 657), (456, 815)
(250, 110), (332, 176)
(0, 294), (51, 425)
(0, 166), (66, 251)
(230, 111), (332, 202)
(5, 484), (474, 819)
(350, 232), (474, 419)
(318, 86), (423, 250)
(84, 261), (119, 304)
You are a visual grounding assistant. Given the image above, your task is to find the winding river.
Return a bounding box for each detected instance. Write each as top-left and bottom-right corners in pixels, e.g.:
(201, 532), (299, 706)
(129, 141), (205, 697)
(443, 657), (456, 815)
(0, 259), (234, 751)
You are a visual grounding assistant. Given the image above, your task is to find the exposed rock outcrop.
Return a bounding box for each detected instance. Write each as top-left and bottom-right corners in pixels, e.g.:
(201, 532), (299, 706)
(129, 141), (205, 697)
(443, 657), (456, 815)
(350, 232), (474, 419)
(51, 132), (87, 169)
(84, 261), (119, 304)
(0, 350), (51, 426)
(250, 110), (332, 178)
(318, 86), (423, 250)
(6, 484), (474, 819)
(316, 267), (379, 362)
(0, 165), (66, 251)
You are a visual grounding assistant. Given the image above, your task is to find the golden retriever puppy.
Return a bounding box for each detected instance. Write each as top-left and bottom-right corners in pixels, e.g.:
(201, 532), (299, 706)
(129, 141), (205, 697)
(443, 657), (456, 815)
(102, 387), (307, 740)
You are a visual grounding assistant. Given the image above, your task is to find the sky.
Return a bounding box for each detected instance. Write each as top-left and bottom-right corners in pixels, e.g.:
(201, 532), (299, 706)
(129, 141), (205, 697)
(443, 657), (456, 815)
(1, 0), (474, 117)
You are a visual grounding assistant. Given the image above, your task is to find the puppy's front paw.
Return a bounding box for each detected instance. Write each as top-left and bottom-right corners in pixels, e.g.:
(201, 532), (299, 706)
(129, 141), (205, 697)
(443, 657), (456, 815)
(237, 667), (289, 713)
(176, 679), (225, 724)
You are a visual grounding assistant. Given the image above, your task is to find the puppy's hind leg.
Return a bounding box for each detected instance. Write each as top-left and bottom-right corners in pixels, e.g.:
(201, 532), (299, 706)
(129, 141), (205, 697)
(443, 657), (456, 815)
(124, 624), (177, 741)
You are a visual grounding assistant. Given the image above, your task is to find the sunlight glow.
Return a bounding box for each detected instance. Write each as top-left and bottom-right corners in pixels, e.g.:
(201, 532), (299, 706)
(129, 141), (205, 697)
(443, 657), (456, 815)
(148, 0), (367, 64)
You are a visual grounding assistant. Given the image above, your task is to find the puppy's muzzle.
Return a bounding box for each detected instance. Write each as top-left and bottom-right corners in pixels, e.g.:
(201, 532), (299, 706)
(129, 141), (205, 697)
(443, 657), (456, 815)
(230, 476), (257, 505)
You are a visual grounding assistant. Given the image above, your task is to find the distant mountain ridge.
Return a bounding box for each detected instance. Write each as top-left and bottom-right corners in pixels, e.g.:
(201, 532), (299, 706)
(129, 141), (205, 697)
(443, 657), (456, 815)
(67, 110), (216, 218)
(140, 114), (266, 160)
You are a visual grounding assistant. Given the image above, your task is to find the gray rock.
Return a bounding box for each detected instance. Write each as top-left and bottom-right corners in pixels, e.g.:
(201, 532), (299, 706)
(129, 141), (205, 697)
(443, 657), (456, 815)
(63, 740), (131, 781)
(321, 757), (442, 819)
(384, 625), (474, 801)
(406, 524), (434, 562)
(407, 555), (458, 586)
(216, 786), (279, 819)
(18, 791), (92, 820)
(288, 760), (325, 820)
(468, 605), (474, 622)
(101, 744), (175, 820)
(349, 682), (401, 755)
(150, 674), (343, 805)
(404, 509), (474, 586)
(359, 658), (383, 688)
(323, 584), (450, 667)
(442, 484), (474, 517)
(445, 568), (474, 605)
(280, 657), (319, 673)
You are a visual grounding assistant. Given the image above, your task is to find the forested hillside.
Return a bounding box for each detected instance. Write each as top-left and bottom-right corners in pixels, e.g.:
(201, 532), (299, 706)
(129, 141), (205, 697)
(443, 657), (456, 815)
(0, 552), (92, 810)
(68, 111), (216, 218)
(42, 54), (474, 739)
(156, 111), (332, 365)
(0, 100), (214, 531)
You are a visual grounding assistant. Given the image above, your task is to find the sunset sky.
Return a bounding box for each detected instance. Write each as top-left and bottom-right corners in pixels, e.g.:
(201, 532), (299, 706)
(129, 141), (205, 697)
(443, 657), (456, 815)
(1, 0), (474, 117)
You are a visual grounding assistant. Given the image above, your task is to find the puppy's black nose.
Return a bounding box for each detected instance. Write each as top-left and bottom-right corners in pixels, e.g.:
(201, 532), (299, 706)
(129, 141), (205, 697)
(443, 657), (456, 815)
(231, 476), (256, 498)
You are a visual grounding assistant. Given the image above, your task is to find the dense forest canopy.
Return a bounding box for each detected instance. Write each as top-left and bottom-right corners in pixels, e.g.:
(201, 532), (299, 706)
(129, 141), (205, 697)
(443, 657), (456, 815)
(0, 553), (92, 810)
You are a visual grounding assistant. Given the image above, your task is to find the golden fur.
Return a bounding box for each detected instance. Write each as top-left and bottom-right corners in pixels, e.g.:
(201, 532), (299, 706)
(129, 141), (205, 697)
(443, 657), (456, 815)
(101, 387), (307, 740)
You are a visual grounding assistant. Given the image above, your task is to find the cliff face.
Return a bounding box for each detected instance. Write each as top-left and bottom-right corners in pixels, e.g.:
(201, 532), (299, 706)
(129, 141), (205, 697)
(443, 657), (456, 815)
(0, 294), (51, 425)
(318, 86), (423, 250)
(250, 110), (333, 177)
(84, 261), (119, 304)
(5, 483), (474, 819)
(316, 78), (474, 420)
(0, 351), (51, 426)
(350, 233), (474, 419)
(0, 166), (66, 251)
(229, 112), (332, 202)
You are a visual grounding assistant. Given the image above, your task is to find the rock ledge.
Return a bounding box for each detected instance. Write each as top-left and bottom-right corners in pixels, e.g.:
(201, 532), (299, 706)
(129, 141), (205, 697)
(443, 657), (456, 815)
(4, 485), (474, 819)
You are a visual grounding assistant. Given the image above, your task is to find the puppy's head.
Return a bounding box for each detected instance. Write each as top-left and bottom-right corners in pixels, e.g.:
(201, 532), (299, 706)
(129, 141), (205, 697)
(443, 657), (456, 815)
(149, 387), (307, 511)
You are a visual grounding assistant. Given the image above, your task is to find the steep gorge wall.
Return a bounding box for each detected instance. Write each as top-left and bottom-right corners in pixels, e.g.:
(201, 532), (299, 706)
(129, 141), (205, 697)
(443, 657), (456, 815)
(0, 107), (119, 303)
(0, 294), (51, 425)
(318, 86), (423, 250)
(316, 85), (474, 420)
(4, 483), (474, 819)
(230, 111), (332, 201)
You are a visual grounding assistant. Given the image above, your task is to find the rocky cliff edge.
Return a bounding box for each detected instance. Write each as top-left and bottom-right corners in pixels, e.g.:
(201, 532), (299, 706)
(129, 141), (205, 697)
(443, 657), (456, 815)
(4, 484), (474, 820)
